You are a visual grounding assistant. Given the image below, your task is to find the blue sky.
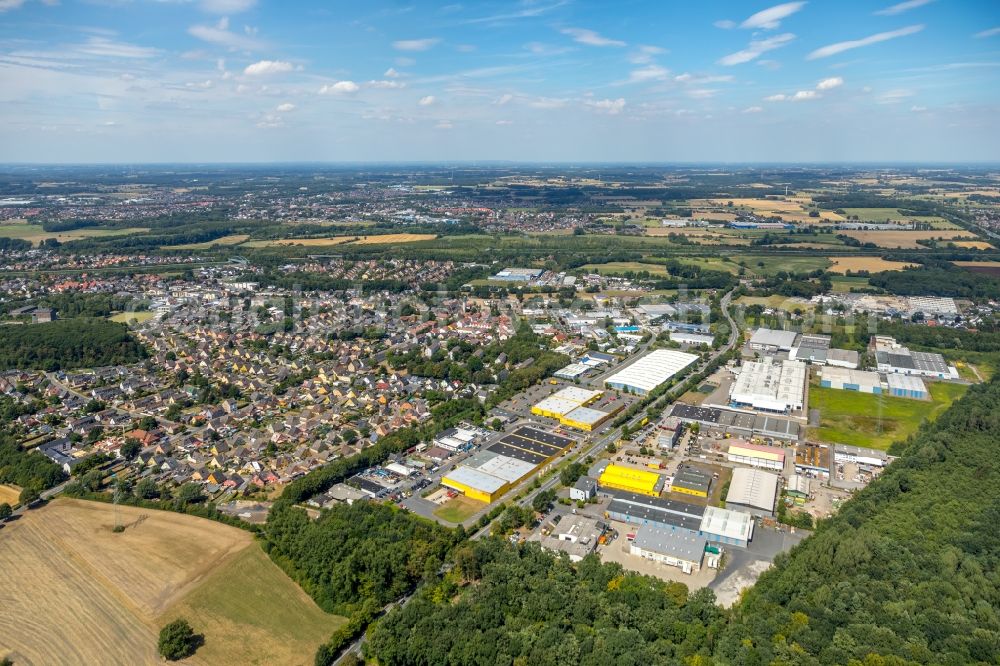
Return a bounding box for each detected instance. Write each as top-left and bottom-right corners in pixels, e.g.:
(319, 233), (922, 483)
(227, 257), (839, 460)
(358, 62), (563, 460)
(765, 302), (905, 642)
(1, 0), (998, 162)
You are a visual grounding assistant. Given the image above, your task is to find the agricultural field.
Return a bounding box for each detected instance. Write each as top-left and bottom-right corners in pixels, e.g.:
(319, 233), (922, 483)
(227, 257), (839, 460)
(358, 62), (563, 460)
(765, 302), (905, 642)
(953, 260), (1000, 272)
(809, 381), (968, 450)
(0, 221), (150, 246)
(433, 494), (483, 524)
(645, 227), (751, 245)
(161, 546), (347, 666)
(0, 483), (20, 505)
(162, 234), (250, 250)
(0, 499), (343, 666)
(350, 233), (437, 245)
(736, 254), (832, 275)
(704, 197), (843, 222)
(950, 240), (995, 250)
(243, 236), (356, 248)
(840, 229), (978, 248)
(580, 261), (671, 275)
(109, 311), (157, 324)
(830, 276), (871, 293)
(827, 256), (917, 274)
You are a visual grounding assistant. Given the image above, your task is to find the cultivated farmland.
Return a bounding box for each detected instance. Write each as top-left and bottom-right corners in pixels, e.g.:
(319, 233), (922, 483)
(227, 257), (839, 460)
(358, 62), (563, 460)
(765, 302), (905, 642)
(350, 233), (437, 245)
(840, 229), (978, 248)
(0, 221), (150, 246)
(0, 499), (343, 666)
(827, 257), (918, 274)
(0, 483), (20, 505)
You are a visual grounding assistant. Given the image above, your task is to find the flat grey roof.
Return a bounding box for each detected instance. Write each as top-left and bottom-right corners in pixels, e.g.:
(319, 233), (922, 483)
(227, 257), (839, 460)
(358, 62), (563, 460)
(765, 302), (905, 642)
(632, 526), (707, 561)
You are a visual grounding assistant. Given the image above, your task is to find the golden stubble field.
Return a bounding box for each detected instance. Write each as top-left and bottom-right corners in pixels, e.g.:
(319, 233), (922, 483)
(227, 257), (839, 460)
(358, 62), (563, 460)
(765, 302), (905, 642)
(0, 499), (344, 666)
(840, 230), (978, 248)
(827, 257), (918, 274)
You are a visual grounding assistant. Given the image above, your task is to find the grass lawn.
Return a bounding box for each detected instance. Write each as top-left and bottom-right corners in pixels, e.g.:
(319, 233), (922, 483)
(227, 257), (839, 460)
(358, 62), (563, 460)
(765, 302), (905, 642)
(830, 276), (871, 293)
(841, 207), (909, 221)
(809, 381), (968, 451)
(433, 494), (484, 523)
(737, 254), (832, 275)
(160, 544), (347, 666)
(161, 233), (250, 250)
(108, 311), (156, 324)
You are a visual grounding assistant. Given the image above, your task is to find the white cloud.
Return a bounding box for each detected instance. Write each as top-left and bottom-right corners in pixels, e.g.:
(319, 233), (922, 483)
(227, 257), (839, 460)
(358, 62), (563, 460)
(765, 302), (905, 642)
(910, 105), (927, 112)
(975, 27), (1000, 38)
(435, 120), (453, 129)
(495, 119), (513, 125)
(874, 0), (932, 16)
(687, 89), (717, 99)
(740, 2), (806, 30)
(718, 33), (795, 65)
(495, 93), (513, 105)
(560, 27), (625, 47)
(766, 76), (845, 101)
(456, 44), (476, 52)
(586, 97), (626, 114)
(714, 19), (736, 29)
(418, 95), (436, 106)
(77, 37), (160, 59)
(808, 24), (923, 59)
(276, 102), (295, 112)
(384, 67), (401, 78)
(742, 105), (763, 113)
(368, 79), (405, 89)
(188, 18), (263, 50)
(0, 0), (26, 11)
(256, 113), (283, 128)
(319, 80), (359, 94)
(200, 0), (256, 14)
(630, 45), (665, 64)
(877, 88), (913, 103)
(675, 73), (735, 84)
(529, 97), (569, 109)
(243, 60), (294, 76)
(393, 38), (440, 52)
(628, 65), (670, 83)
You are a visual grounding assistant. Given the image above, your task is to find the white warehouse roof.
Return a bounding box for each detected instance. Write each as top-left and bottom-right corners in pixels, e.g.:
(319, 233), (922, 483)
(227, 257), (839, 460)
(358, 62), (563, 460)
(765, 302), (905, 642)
(604, 349), (699, 394)
(749, 328), (799, 350)
(476, 455), (538, 484)
(726, 468), (779, 512)
(441, 466), (507, 494)
(699, 506), (754, 543)
(730, 359), (807, 412)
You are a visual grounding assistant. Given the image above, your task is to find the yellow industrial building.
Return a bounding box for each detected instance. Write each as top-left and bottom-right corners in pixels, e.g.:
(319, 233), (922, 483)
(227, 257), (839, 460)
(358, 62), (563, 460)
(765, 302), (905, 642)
(599, 463), (663, 497)
(531, 387), (602, 419)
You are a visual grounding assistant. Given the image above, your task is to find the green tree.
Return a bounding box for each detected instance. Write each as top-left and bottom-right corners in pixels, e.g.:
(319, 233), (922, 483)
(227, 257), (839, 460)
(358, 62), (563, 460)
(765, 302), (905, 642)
(119, 438), (141, 460)
(157, 619), (198, 660)
(135, 477), (160, 500)
(19, 486), (39, 505)
(0, 503), (12, 520)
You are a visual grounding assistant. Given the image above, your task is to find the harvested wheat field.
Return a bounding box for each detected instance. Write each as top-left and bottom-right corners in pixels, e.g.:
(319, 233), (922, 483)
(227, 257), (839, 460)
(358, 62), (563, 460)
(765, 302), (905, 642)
(350, 233), (437, 245)
(243, 236), (356, 247)
(0, 499), (342, 666)
(0, 483), (20, 505)
(950, 240), (995, 250)
(840, 230), (978, 249)
(828, 257), (918, 274)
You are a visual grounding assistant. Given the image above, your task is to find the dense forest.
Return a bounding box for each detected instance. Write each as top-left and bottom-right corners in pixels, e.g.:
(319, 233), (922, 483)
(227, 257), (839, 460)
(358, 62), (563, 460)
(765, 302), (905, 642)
(262, 501), (456, 616)
(0, 437), (67, 495)
(870, 266), (1000, 300)
(366, 375), (1000, 665)
(0, 318), (146, 370)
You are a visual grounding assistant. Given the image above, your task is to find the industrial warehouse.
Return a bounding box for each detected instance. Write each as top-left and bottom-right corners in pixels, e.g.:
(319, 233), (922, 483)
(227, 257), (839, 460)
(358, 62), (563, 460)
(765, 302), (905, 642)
(669, 403), (802, 441)
(604, 349), (698, 396)
(818, 366), (883, 394)
(600, 487), (755, 549)
(442, 427), (575, 502)
(726, 440), (786, 471)
(871, 336), (958, 379)
(530, 386), (619, 431)
(725, 468), (780, 517)
(599, 463), (664, 497)
(729, 359), (807, 413)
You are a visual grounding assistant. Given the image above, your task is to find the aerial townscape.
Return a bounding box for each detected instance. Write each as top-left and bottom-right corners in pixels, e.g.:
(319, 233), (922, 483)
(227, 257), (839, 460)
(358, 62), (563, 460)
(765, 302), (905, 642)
(1, 1), (999, 665)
